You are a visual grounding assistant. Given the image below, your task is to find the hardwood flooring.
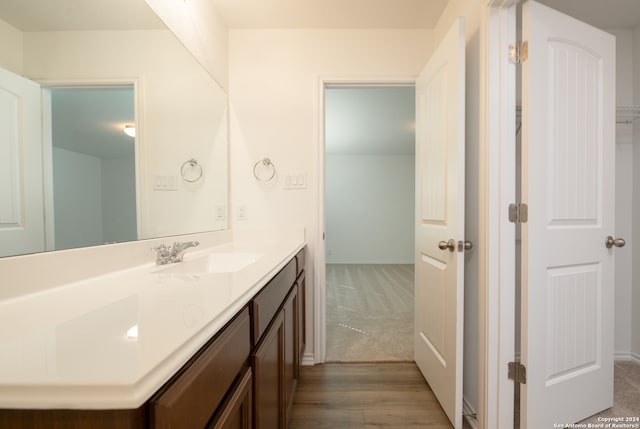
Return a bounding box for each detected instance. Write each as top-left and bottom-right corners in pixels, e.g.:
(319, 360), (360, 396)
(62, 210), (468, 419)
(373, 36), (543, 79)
(288, 362), (454, 429)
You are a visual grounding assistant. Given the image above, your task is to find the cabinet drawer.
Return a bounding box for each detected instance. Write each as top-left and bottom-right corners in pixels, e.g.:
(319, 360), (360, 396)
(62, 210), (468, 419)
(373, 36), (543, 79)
(151, 308), (251, 429)
(251, 259), (296, 346)
(295, 248), (305, 277)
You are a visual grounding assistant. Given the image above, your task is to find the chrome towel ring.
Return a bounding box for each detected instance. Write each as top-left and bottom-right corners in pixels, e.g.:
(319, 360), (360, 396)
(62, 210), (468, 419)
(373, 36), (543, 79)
(181, 158), (203, 183)
(253, 157), (276, 182)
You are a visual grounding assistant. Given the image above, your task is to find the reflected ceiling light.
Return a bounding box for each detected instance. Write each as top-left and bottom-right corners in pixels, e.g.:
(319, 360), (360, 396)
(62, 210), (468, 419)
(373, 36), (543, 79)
(124, 124), (136, 138)
(126, 325), (139, 340)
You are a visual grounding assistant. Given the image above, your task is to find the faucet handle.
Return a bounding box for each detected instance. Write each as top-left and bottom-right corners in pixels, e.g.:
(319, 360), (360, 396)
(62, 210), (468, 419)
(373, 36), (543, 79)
(152, 244), (171, 265)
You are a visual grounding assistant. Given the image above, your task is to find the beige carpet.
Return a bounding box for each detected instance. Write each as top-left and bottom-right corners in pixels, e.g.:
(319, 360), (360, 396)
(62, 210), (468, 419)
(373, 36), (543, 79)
(325, 264), (414, 362)
(578, 360), (640, 424)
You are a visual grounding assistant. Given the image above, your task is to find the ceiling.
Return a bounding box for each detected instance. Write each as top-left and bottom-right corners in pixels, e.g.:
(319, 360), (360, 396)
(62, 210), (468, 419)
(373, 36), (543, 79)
(210, 0), (640, 30)
(211, 0), (449, 29)
(0, 0), (164, 31)
(4, 0), (640, 35)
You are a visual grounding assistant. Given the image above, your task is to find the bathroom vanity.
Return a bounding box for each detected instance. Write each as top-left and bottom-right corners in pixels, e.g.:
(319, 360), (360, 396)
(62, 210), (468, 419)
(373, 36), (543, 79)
(0, 232), (306, 429)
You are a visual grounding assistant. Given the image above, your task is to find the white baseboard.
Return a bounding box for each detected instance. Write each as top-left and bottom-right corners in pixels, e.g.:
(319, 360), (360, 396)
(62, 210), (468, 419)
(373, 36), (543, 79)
(301, 352), (316, 366)
(614, 352), (640, 364)
(614, 351), (640, 363)
(463, 396), (479, 429)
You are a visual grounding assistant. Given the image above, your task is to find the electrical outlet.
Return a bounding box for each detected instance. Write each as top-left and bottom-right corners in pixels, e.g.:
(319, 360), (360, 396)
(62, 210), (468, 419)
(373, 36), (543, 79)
(215, 205), (226, 221)
(237, 205), (247, 221)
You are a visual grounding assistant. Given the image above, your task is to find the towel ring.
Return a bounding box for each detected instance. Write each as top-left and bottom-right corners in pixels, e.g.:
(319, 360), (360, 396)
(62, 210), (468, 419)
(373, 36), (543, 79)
(253, 158), (276, 182)
(181, 158), (203, 183)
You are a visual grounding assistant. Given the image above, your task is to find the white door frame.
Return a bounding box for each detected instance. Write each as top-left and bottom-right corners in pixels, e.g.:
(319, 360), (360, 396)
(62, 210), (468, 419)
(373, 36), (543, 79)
(314, 76), (418, 364)
(483, 1), (519, 428)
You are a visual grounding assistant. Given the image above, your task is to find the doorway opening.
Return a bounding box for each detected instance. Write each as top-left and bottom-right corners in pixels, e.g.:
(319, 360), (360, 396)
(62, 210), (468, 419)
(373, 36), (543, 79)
(43, 85), (137, 251)
(323, 84), (416, 362)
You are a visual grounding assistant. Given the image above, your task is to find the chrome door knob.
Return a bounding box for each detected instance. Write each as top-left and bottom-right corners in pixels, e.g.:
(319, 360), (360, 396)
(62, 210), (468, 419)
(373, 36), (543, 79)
(438, 239), (456, 252)
(605, 236), (626, 249)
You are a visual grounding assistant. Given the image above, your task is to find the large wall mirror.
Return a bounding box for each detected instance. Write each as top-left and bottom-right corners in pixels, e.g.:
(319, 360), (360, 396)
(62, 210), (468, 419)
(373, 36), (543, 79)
(0, 0), (229, 258)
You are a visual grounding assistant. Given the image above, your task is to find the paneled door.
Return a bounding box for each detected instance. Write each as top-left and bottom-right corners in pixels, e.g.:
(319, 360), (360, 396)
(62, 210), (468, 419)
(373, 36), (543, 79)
(414, 17), (466, 429)
(521, 1), (617, 426)
(0, 67), (44, 257)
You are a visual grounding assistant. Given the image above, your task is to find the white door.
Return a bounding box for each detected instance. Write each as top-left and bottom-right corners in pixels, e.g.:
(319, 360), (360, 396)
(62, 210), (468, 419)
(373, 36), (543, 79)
(521, 1), (616, 427)
(414, 17), (465, 429)
(0, 67), (44, 257)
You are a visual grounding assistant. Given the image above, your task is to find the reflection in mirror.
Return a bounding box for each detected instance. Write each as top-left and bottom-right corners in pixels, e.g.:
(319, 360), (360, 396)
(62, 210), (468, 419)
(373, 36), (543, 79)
(51, 87), (137, 250)
(0, 0), (228, 258)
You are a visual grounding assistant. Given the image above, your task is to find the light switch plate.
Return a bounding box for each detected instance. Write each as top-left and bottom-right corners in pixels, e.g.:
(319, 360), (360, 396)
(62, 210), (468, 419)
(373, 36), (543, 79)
(153, 174), (178, 191)
(284, 173), (307, 190)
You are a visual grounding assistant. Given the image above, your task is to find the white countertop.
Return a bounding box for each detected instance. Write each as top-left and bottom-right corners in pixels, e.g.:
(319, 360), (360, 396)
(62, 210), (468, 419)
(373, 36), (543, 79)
(0, 230), (305, 409)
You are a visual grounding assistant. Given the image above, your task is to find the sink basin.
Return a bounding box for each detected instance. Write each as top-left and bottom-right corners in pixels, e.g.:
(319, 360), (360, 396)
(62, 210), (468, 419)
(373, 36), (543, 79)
(157, 252), (263, 275)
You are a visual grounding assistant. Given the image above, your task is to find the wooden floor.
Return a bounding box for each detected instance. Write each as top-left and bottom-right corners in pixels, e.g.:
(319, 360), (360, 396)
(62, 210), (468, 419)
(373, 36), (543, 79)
(288, 363), (454, 429)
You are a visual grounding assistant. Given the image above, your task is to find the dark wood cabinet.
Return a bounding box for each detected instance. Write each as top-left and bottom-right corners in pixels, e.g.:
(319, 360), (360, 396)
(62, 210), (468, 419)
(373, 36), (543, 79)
(207, 368), (252, 429)
(0, 248), (305, 429)
(295, 271), (306, 378)
(284, 286), (297, 414)
(150, 308), (251, 429)
(251, 248), (306, 429)
(252, 311), (285, 429)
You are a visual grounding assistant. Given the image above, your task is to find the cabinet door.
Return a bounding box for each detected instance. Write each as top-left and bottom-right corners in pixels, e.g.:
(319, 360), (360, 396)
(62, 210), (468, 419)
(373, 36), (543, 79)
(284, 287), (297, 415)
(207, 369), (252, 429)
(296, 272), (306, 376)
(252, 311), (285, 429)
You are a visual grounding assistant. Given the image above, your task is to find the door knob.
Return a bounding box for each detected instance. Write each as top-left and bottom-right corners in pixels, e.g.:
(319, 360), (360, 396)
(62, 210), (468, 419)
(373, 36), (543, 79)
(461, 240), (473, 251)
(438, 239), (456, 252)
(605, 236), (626, 249)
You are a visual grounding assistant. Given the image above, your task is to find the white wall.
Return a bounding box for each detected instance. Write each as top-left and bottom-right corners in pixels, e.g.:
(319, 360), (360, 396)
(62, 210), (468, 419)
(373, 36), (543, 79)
(102, 157), (138, 244)
(325, 154), (414, 264)
(0, 19), (22, 74)
(145, 0), (229, 89)
(52, 145), (137, 250)
(228, 27), (435, 363)
(53, 148), (103, 250)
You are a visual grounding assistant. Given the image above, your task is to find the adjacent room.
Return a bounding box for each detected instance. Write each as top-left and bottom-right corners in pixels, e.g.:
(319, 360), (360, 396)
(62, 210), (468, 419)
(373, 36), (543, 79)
(323, 85), (416, 362)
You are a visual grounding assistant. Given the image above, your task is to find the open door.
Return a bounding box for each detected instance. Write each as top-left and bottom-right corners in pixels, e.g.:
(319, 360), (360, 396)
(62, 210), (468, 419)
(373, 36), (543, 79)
(521, 1), (616, 426)
(0, 67), (44, 257)
(414, 17), (465, 429)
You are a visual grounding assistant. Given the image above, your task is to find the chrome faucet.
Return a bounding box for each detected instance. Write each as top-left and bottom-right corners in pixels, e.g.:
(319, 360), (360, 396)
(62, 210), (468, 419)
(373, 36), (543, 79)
(153, 241), (199, 265)
(169, 241), (199, 263)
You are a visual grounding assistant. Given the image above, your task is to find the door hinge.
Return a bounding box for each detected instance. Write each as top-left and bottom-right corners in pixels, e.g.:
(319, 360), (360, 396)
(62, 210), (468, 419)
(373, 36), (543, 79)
(508, 41), (528, 64)
(509, 203), (528, 223)
(508, 362), (527, 384)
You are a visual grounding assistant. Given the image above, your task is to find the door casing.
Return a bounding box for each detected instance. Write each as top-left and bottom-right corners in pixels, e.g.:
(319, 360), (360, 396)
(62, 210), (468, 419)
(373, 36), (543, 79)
(314, 76), (421, 364)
